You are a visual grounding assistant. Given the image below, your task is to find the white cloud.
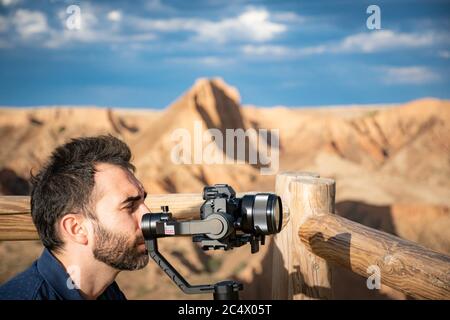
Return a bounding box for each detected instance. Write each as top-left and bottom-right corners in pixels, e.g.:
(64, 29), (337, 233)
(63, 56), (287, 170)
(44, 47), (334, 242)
(242, 44), (292, 56)
(195, 56), (225, 66)
(44, 27), (156, 49)
(42, 6), (156, 48)
(3, 6), (288, 49)
(272, 12), (305, 23)
(133, 17), (198, 32)
(126, 33), (156, 42)
(201, 8), (286, 42)
(381, 66), (439, 85)
(107, 10), (122, 22)
(167, 56), (235, 67)
(44, 7), (100, 47)
(146, 0), (176, 13)
(242, 44), (327, 57)
(438, 50), (450, 59)
(1, 0), (20, 6)
(0, 4), (159, 49)
(13, 9), (49, 38)
(0, 15), (8, 32)
(242, 30), (445, 57)
(132, 8), (287, 43)
(333, 30), (436, 53)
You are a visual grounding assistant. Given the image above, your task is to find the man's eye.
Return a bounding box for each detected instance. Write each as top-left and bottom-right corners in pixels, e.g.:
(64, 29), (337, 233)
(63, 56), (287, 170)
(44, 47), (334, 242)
(125, 204), (136, 213)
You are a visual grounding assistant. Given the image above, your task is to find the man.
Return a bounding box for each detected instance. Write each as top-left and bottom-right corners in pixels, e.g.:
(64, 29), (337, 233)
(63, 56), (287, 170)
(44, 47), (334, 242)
(0, 135), (150, 300)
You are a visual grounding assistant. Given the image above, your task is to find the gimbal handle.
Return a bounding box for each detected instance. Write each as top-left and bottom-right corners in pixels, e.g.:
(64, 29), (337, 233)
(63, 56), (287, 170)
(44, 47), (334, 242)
(145, 233), (243, 300)
(145, 238), (215, 295)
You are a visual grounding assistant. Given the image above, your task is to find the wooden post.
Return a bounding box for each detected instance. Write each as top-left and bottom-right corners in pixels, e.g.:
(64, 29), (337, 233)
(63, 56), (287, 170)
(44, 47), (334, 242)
(272, 172), (335, 300)
(299, 213), (450, 300)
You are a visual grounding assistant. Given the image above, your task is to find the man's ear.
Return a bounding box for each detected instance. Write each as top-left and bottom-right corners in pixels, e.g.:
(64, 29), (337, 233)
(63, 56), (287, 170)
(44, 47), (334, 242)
(59, 214), (89, 246)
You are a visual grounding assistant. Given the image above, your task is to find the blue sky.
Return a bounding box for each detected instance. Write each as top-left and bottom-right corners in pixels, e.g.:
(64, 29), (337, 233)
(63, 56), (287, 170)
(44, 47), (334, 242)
(0, 0), (449, 108)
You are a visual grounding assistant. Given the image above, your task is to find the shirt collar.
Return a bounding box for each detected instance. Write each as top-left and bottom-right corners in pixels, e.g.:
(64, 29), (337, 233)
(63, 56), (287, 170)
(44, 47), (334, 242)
(36, 248), (84, 300)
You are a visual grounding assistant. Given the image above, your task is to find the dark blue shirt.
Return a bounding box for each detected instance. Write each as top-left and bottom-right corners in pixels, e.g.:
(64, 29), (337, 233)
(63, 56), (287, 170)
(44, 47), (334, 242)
(0, 248), (126, 300)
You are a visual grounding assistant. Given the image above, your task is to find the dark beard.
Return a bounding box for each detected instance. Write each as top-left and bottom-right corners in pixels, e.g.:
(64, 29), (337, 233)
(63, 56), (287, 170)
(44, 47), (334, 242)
(92, 222), (149, 271)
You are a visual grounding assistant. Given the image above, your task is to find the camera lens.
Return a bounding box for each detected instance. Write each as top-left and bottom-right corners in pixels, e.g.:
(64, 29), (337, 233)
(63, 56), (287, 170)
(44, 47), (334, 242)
(240, 193), (282, 235)
(264, 193), (283, 234)
(274, 200), (281, 230)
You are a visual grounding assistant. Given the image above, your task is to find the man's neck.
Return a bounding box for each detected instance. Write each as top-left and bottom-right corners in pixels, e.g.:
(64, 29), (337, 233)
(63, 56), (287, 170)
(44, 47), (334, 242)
(52, 249), (120, 300)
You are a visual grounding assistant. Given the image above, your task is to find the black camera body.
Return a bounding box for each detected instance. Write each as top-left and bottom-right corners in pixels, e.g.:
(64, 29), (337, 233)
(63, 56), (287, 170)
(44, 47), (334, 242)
(196, 184), (282, 253)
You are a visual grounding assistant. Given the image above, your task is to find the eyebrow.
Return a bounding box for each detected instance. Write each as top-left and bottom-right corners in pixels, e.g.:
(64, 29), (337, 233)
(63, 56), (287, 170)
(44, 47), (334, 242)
(120, 191), (147, 207)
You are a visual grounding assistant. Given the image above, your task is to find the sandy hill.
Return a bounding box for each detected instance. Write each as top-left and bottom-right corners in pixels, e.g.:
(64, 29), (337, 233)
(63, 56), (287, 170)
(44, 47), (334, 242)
(0, 78), (449, 299)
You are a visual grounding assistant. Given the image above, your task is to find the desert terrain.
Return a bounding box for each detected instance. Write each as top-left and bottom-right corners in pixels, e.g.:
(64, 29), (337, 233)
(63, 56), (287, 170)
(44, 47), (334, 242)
(0, 78), (449, 299)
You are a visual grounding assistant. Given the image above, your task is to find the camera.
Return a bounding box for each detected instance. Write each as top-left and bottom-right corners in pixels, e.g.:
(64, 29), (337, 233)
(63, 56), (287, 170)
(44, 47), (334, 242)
(196, 184), (282, 253)
(140, 184), (283, 299)
(141, 184), (282, 253)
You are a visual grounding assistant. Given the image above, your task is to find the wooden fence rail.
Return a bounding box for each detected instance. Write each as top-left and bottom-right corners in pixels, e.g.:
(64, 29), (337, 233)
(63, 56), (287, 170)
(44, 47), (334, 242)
(0, 192), (285, 241)
(299, 213), (450, 300)
(0, 171), (449, 300)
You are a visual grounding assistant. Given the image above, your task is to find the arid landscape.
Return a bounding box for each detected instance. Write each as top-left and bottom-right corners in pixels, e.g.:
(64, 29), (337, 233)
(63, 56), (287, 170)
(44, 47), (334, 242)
(0, 78), (449, 299)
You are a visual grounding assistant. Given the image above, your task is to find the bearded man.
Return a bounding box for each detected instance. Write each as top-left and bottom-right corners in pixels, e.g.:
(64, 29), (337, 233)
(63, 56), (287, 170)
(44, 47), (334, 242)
(0, 135), (150, 300)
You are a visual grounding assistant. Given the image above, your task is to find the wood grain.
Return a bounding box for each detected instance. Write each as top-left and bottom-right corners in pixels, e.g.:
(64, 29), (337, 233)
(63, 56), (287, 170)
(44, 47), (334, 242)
(271, 172), (335, 300)
(0, 196), (30, 215)
(0, 214), (39, 240)
(299, 213), (450, 300)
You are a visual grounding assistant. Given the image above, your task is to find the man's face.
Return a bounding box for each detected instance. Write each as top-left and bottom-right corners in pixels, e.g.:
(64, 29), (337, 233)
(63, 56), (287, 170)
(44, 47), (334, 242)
(89, 163), (150, 270)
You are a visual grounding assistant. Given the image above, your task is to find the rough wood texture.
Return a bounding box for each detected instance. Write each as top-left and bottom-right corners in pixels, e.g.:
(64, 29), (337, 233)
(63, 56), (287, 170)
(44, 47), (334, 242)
(272, 172), (335, 300)
(0, 192), (290, 241)
(0, 196), (30, 215)
(0, 214), (38, 240)
(299, 213), (450, 300)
